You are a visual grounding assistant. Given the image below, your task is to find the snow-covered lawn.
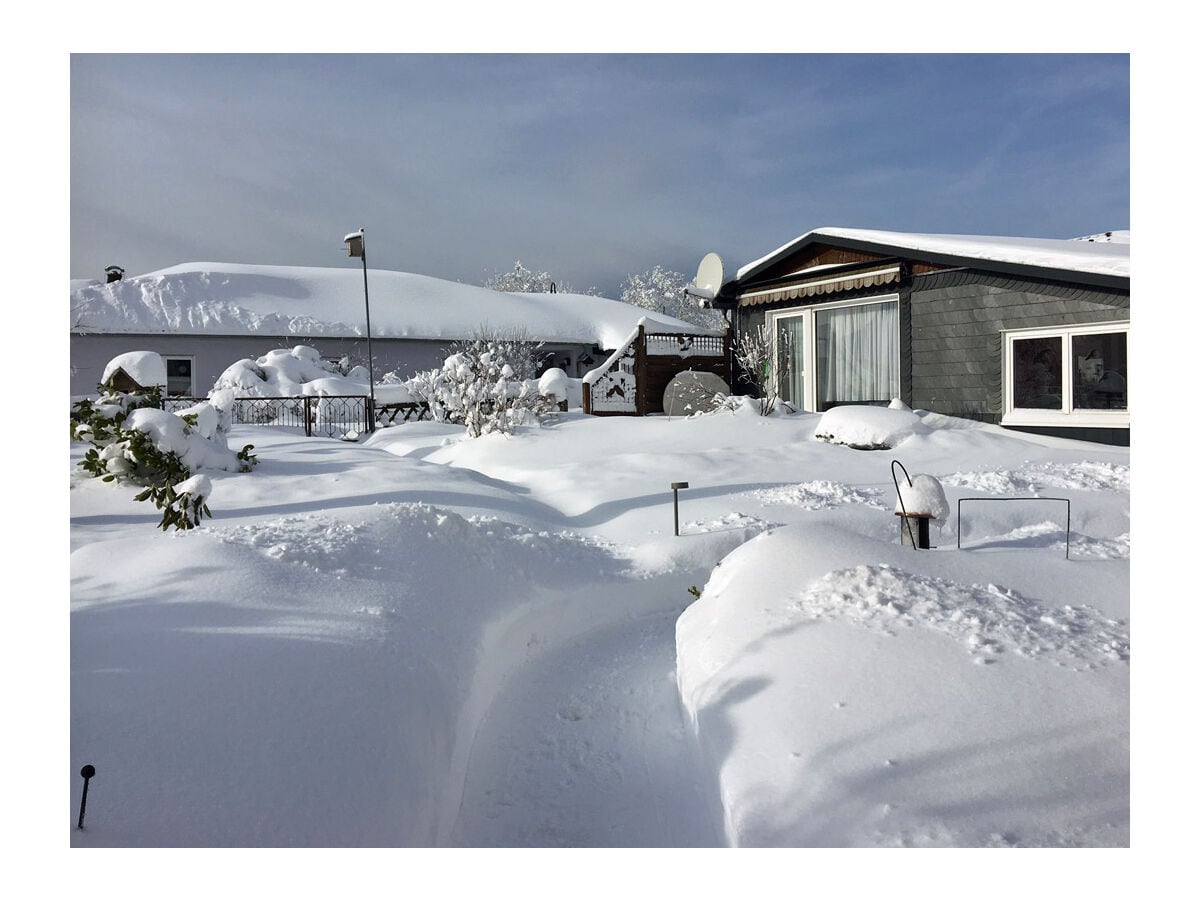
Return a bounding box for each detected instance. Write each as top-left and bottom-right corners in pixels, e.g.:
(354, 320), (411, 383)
(69, 404), (1129, 855)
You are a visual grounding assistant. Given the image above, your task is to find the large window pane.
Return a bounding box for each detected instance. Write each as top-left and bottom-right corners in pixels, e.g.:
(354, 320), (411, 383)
(776, 316), (804, 405)
(1012, 337), (1062, 409)
(815, 302), (898, 410)
(1072, 332), (1127, 410)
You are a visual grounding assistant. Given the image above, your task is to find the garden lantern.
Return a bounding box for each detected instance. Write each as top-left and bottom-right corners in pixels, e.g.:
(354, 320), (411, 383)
(891, 461), (947, 550)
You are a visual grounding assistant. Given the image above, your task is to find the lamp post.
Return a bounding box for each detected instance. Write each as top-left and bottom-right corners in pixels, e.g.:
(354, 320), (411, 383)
(344, 227), (376, 432)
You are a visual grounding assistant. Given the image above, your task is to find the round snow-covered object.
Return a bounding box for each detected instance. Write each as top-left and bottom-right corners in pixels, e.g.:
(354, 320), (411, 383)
(815, 405), (928, 449)
(102, 351), (168, 389)
(538, 367), (569, 401)
(894, 473), (949, 522)
(663, 370), (730, 417)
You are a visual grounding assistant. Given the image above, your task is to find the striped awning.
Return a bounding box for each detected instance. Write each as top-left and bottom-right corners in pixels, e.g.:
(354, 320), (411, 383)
(737, 264), (902, 307)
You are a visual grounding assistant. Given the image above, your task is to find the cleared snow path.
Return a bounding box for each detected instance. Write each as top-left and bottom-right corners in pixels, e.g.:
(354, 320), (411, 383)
(448, 600), (722, 847)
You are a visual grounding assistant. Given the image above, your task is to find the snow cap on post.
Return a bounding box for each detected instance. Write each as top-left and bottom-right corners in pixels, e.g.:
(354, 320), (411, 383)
(894, 473), (949, 523)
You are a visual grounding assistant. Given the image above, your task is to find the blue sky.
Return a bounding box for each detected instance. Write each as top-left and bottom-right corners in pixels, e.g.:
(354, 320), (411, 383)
(70, 54), (1128, 297)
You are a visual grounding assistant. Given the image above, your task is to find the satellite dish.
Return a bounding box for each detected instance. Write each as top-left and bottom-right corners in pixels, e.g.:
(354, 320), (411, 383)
(686, 252), (724, 303)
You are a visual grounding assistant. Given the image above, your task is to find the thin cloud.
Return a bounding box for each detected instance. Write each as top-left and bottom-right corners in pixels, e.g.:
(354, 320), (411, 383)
(70, 54), (1129, 297)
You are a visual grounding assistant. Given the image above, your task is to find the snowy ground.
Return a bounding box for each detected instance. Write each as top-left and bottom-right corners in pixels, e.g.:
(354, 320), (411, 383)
(68, 402), (1135, 877)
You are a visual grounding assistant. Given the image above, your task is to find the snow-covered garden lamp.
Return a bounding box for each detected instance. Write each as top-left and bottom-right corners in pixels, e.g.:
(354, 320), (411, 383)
(344, 228), (376, 431)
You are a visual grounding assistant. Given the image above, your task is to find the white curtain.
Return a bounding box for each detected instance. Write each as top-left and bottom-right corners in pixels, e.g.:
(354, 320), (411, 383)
(817, 302), (898, 409)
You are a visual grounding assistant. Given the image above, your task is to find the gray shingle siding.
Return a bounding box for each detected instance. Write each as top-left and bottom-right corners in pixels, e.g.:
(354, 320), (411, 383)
(909, 271), (1128, 424)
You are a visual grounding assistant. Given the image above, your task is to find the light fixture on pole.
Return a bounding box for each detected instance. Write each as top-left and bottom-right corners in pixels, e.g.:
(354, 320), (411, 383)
(344, 228), (376, 432)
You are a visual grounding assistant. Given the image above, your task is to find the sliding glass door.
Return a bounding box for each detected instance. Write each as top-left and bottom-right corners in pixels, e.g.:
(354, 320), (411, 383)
(769, 296), (899, 412)
(775, 315), (805, 407)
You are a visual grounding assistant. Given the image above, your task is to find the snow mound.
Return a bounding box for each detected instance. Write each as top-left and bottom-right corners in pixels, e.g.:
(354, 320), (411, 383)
(814, 404), (928, 449)
(213, 345), (364, 398)
(960, 521), (1130, 560)
(796, 564), (1128, 668)
(944, 460), (1130, 494)
(749, 480), (887, 510)
(216, 503), (629, 586)
(682, 511), (773, 535)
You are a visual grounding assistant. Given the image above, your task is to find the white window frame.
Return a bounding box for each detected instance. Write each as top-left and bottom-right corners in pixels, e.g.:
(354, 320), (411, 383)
(1002, 322), (1129, 428)
(163, 355), (196, 397)
(766, 293), (901, 412)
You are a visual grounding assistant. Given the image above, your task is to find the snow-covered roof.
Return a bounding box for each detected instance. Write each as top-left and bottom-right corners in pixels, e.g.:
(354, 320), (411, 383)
(69, 262), (716, 347)
(101, 350), (167, 388)
(736, 227), (1130, 282)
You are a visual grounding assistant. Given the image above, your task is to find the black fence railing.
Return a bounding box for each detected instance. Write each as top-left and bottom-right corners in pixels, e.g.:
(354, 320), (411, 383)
(162, 396), (431, 438)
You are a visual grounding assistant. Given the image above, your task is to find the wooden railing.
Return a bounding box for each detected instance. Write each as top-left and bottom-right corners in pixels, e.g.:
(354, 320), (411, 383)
(581, 322), (730, 416)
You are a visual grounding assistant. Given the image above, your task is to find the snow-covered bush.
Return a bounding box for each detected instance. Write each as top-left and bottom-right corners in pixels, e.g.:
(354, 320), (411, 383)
(537, 367), (570, 406)
(730, 323), (793, 416)
(410, 329), (556, 438)
(213, 345), (362, 397)
(72, 367), (257, 531)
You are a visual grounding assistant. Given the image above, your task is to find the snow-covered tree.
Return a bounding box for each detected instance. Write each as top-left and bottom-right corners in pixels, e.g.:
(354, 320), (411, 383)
(619, 266), (725, 329)
(485, 261), (573, 294)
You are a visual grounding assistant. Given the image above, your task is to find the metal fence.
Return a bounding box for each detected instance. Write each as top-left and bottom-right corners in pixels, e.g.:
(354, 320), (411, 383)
(162, 395), (431, 438)
(956, 496), (1072, 559)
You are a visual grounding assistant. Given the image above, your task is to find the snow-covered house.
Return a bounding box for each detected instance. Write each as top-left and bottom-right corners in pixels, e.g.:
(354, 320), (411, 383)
(712, 228), (1129, 445)
(69, 262), (714, 398)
